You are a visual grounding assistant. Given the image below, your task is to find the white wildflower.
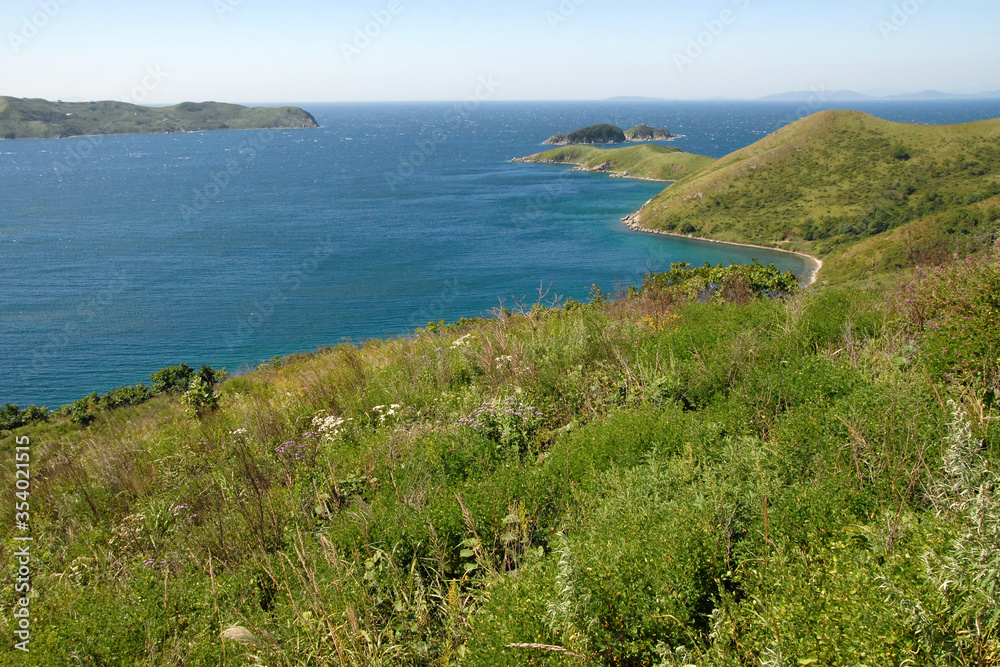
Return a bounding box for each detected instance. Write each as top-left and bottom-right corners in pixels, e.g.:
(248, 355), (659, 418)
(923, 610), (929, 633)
(451, 333), (474, 349)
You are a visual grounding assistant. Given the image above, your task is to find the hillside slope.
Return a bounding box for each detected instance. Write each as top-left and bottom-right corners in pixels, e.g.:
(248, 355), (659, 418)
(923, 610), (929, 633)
(513, 143), (716, 182)
(0, 96), (319, 139)
(626, 110), (1000, 279)
(2, 255), (999, 665)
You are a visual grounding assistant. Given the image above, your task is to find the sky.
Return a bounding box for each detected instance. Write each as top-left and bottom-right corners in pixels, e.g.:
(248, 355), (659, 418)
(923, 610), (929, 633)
(2, 0), (998, 104)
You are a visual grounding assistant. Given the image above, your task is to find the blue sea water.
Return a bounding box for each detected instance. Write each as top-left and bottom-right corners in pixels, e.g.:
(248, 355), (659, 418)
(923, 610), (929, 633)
(2, 100), (1000, 407)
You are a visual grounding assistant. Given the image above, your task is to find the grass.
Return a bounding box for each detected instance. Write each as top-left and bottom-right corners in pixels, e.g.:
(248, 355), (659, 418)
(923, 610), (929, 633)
(0, 97), (319, 140)
(2, 255), (999, 665)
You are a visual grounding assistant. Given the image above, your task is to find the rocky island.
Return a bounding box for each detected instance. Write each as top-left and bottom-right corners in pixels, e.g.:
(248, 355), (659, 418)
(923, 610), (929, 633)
(542, 123), (675, 145)
(0, 96), (319, 140)
(624, 124), (676, 141)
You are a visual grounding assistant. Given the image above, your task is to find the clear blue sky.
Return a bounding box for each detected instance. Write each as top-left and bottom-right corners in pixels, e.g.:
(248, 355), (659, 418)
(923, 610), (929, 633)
(2, 0), (997, 103)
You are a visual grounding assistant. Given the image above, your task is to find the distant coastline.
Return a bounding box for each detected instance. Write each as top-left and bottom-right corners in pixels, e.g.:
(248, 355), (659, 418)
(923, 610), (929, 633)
(0, 96), (318, 140)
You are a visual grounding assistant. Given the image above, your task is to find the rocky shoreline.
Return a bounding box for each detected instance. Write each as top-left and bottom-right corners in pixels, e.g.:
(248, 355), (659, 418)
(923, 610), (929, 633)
(621, 212), (825, 286)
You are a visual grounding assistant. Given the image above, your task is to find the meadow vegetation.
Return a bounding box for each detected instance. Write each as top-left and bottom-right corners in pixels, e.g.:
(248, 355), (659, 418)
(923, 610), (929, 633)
(3, 250), (999, 665)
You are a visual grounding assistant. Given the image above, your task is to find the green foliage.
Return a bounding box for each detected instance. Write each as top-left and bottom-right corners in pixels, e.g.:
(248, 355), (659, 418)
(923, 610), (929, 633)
(640, 259), (800, 301)
(95, 383), (152, 411)
(181, 375), (220, 418)
(150, 363), (195, 394)
(900, 248), (1000, 404)
(69, 393), (97, 425)
(0, 403), (48, 431)
(458, 396), (544, 458)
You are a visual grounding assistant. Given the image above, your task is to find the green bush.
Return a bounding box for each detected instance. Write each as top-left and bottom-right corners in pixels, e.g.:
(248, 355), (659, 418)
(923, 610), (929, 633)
(0, 403), (48, 431)
(69, 393), (98, 425)
(150, 363), (195, 394)
(641, 260), (799, 303)
(96, 384), (152, 411)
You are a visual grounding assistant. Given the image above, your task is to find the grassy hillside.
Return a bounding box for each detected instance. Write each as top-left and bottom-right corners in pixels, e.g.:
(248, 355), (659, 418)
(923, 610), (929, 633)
(629, 110), (1000, 280)
(0, 97), (319, 139)
(514, 144), (716, 182)
(2, 254), (999, 665)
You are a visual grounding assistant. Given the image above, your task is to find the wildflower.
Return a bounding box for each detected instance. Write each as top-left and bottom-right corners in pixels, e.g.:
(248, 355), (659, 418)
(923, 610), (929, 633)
(171, 504), (189, 517)
(451, 333), (474, 349)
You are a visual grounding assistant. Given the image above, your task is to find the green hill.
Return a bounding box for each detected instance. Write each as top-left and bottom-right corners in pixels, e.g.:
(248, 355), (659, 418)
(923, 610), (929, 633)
(0, 96), (319, 139)
(513, 143), (716, 181)
(629, 110), (1000, 281)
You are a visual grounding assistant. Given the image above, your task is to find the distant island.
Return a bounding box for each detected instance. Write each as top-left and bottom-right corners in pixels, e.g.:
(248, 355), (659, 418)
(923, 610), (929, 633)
(759, 89), (1000, 102)
(543, 123), (675, 146)
(0, 96), (319, 140)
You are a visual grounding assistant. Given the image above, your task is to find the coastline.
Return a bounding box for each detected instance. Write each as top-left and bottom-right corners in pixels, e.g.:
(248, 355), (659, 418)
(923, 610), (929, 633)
(622, 212), (825, 287)
(513, 155), (824, 286)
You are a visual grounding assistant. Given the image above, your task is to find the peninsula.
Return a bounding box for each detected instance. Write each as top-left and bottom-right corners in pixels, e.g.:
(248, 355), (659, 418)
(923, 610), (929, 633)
(513, 143), (714, 182)
(519, 110), (1000, 284)
(0, 96), (319, 140)
(543, 123), (675, 145)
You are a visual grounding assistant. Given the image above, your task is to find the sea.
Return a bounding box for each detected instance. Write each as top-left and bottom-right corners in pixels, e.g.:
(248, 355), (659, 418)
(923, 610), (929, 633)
(3, 99), (1000, 408)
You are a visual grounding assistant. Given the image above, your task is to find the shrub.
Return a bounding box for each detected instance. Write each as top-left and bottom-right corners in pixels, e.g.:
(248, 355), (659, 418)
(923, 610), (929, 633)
(458, 396), (544, 458)
(96, 384), (152, 411)
(641, 260), (799, 303)
(0, 403), (48, 431)
(150, 363), (195, 394)
(902, 250), (1000, 399)
(181, 375), (220, 418)
(70, 394), (98, 425)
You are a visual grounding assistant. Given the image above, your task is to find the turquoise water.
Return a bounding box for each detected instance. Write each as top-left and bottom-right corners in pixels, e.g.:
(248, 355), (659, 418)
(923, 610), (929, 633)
(3, 100), (999, 407)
